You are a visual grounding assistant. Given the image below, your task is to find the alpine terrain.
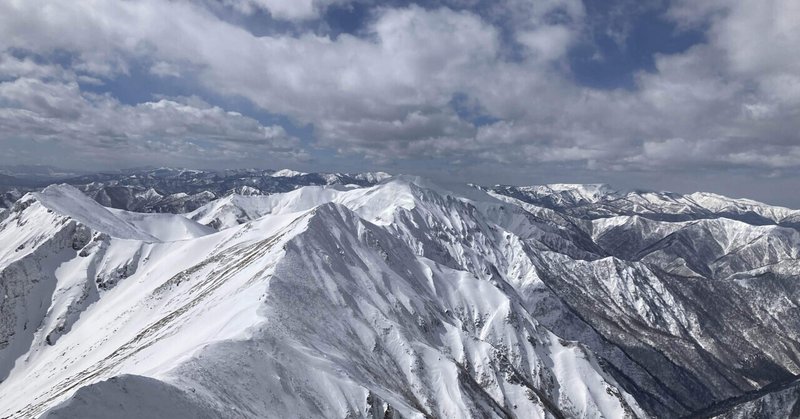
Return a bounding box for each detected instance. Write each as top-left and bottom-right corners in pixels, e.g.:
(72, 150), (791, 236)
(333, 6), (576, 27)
(0, 171), (798, 418)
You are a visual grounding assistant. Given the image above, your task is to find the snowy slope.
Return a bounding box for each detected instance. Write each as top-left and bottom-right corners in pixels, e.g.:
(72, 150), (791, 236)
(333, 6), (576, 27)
(0, 180), (643, 418)
(2, 178), (799, 418)
(69, 168), (394, 214)
(0, 185), (218, 387)
(108, 208), (214, 241)
(488, 184), (800, 227)
(486, 184), (800, 415)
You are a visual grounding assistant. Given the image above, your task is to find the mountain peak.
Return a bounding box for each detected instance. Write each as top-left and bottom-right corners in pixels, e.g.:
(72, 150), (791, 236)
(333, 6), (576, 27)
(26, 184), (154, 241)
(270, 168), (308, 178)
(2, 172), (800, 418)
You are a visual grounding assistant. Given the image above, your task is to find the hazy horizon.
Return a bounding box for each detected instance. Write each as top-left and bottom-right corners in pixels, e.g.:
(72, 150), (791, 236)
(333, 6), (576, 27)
(1, 0), (798, 206)
(3, 163), (800, 209)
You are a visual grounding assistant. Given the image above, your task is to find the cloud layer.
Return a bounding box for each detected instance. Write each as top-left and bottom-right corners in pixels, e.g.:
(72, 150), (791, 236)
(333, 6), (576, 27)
(0, 0), (798, 201)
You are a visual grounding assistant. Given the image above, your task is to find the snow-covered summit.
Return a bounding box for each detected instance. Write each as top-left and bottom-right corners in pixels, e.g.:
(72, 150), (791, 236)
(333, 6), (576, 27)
(269, 168), (308, 177)
(27, 184), (155, 241)
(536, 183), (616, 196)
(490, 183), (800, 229)
(489, 183), (619, 209)
(0, 167), (397, 215)
(19, 184), (212, 242)
(187, 178), (424, 230)
(0, 177), (646, 418)
(1, 176), (799, 417)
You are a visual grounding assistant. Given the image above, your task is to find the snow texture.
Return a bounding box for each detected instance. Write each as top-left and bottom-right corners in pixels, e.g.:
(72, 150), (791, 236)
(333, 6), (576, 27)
(0, 176), (798, 418)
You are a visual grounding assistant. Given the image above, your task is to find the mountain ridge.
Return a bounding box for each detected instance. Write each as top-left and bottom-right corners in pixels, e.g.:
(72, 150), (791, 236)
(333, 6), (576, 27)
(0, 174), (798, 418)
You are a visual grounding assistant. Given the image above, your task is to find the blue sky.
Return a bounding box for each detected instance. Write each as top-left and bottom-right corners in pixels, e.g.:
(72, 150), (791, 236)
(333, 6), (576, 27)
(0, 0), (799, 206)
(572, 0), (705, 88)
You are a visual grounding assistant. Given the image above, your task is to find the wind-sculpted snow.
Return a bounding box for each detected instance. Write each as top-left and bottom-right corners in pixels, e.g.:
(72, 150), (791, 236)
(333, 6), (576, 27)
(0, 179), (642, 418)
(0, 178), (799, 417)
(42, 375), (220, 419)
(163, 203), (643, 418)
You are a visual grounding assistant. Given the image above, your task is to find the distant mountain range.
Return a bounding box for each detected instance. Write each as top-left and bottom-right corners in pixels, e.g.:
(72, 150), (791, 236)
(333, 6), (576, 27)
(0, 167), (391, 214)
(0, 169), (798, 418)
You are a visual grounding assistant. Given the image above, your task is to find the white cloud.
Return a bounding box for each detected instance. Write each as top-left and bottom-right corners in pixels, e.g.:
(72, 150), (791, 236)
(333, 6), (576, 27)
(0, 75), (307, 166)
(221, 0), (351, 21)
(149, 61), (181, 78)
(0, 0), (798, 178)
(0, 53), (68, 80)
(516, 25), (574, 62)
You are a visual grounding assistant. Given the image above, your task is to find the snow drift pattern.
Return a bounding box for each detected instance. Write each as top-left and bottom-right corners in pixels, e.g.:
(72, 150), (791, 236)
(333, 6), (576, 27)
(0, 176), (798, 418)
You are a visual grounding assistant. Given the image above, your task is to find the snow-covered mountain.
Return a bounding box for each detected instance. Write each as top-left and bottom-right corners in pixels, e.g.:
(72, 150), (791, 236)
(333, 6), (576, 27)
(0, 178), (798, 418)
(0, 167), (392, 214)
(487, 184), (800, 228)
(72, 168), (392, 214)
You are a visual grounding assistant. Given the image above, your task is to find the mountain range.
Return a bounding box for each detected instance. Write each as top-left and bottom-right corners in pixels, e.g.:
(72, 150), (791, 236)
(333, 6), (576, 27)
(0, 169), (798, 418)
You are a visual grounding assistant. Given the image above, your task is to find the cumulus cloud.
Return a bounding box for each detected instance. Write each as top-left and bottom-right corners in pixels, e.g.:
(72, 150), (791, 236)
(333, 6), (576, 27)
(0, 0), (798, 189)
(0, 73), (306, 167)
(149, 61), (181, 78)
(220, 0), (352, 21)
